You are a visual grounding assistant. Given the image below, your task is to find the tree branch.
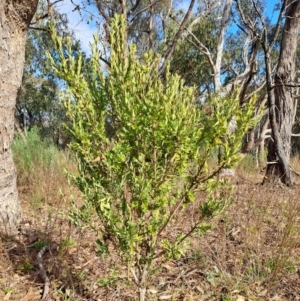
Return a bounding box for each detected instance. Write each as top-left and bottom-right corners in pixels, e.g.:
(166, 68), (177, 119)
(129, 0), (162, 23)
(29, 26), (51, 32)
(127, 0), (141, 16)
(30, 0), (64, 25)
(182, 0), (222, 38)
(100, 56), (111, 68)
(158, 0), (196, 77)
(171, 17), (216, 74)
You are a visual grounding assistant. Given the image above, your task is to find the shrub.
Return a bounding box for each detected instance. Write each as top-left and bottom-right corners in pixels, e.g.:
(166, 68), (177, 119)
(48, 14), (259, 300)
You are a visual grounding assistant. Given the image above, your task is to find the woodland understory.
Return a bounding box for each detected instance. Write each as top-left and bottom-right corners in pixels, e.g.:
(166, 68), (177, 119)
(1, 153), (300, 301)
(2, 1), (300, 300)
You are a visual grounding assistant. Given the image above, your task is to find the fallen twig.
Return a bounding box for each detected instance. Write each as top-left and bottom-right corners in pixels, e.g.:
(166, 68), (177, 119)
(37, 244), (57, 300)
(290, 165), (300, 176)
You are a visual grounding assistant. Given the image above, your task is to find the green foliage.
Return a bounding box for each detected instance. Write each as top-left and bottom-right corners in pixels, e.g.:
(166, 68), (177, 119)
(61, 237), (76, 250)
(12, 127), (58, 185)
(33, 240), (48, 251)
(169, 16), (219, 89)
(97, 269), (119, 288)
(220, 295), (234, 301)
(48, 14), (259, 298)
(12, 127), (71, 207)
(17, 260), (34, 273)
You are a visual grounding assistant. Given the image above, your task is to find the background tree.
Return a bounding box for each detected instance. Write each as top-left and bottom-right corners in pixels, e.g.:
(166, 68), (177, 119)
(16, 8), (82, 147)
(234, 0), (300, 185)
(168, 14), (219, 94)
(167, 0), (267, 175)
(167, 0), (300, 182)
(263, 0), (300, 185)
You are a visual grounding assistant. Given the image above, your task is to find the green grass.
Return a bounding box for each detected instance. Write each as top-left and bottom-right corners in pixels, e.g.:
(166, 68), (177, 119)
(12, 127), (61, 186)
(12, 127), (76, 208)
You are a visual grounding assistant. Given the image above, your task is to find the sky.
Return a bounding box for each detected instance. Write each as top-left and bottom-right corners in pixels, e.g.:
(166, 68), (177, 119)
(55, 0), (98, 54)
(53, 0), (281, 55)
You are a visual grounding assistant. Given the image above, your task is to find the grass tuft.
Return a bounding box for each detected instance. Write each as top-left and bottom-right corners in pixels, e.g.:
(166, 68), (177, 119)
(12, 127), (75, 207)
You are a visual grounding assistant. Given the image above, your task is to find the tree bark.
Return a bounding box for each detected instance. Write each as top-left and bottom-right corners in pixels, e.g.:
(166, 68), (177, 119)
(264, 0), (300, 186)
(0, 0), (38, 234)
(214, 0), (233, 92)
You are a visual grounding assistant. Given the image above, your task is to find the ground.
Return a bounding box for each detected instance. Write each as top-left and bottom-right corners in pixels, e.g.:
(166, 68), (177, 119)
(1, 168), (300, 301)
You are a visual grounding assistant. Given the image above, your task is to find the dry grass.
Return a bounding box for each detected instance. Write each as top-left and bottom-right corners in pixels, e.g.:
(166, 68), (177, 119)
(1, 150), (300, 300)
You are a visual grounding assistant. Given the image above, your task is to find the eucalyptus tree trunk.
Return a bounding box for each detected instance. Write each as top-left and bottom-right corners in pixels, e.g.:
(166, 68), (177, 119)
(264, 0), (300, 186)
(0, 0), (38, 234)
